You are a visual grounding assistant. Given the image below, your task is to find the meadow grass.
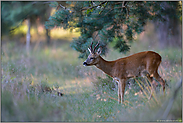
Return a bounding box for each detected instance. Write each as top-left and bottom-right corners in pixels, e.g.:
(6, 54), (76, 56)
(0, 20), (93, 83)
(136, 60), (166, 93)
(1, 38), (182, 122)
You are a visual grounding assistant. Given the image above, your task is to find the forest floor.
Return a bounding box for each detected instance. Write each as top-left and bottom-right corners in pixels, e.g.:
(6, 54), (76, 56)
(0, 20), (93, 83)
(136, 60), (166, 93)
(1, 31), (182, 121)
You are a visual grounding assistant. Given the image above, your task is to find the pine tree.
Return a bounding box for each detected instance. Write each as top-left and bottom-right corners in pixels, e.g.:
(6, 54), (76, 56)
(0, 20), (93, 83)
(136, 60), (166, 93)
(2, 1), (52, 48)
(45, 1), (182, 58)
(2, 2), (49, 34)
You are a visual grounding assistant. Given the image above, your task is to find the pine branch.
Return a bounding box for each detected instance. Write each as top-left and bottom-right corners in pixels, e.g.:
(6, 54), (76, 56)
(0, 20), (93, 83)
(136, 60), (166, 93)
(97, 1), (128, 19)
(80, 1), (107, 11)
(32, 1), (52, 5)
(98, 2), (108, 15)
(57, 3), (73, 13)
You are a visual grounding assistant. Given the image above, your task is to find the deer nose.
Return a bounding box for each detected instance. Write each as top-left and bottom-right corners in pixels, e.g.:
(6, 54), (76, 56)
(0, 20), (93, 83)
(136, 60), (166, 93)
(83, 62), (87, 66)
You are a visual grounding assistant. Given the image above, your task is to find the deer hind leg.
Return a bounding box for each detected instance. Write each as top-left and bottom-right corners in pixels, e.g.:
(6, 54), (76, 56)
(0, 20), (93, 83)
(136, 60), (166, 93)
(153, 72), (165, 95)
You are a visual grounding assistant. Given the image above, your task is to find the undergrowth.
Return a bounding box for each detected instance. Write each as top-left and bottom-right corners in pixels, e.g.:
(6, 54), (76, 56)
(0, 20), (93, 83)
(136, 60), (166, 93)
(1, 40), (182, 122)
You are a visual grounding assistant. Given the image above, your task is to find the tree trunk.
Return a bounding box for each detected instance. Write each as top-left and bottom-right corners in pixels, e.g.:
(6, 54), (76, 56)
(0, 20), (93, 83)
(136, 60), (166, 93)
(155, 16), (181, 48)
(46, 29), (50, 45)
(26, 18), (31, 54)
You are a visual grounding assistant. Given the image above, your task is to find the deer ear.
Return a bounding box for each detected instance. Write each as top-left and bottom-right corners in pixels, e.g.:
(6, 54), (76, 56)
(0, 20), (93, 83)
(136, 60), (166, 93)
(97, 47), (102, 55)
(88, 48), (92, 53)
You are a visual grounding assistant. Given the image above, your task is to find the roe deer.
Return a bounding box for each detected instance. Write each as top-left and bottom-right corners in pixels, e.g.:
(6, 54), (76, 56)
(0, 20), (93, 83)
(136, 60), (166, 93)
(83, 42), (165, 104)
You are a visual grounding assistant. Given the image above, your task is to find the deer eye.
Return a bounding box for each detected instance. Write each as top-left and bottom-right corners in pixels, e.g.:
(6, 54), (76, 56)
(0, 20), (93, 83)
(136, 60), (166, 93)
(90, 57), (94, 60)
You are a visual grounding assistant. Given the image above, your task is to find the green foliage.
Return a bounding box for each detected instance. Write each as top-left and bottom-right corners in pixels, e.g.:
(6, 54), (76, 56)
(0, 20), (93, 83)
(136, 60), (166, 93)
(1, 1), (50, 35)
(113, 36), (130, 53)
(45, 9), (70, 29)
(45, 1), (181, 58)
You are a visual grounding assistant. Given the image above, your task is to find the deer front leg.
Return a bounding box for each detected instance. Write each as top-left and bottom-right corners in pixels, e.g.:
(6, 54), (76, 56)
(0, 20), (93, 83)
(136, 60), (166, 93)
(121, 79), (126, 103)
(118, 79), (126, 104)
(118, 80), (122, 104)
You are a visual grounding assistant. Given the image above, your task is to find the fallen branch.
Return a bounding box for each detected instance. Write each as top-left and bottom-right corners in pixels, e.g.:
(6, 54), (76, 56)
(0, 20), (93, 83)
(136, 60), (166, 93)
(107, 95), (118, 101)
(162, 80), (182, 119)
(155, 80), (182, 120)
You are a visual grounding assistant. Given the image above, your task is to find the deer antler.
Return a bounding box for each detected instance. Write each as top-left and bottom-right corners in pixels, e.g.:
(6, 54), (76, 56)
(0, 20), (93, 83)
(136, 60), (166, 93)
(89, 42), (94, 53)
(89, 41), (100, 53)
(93, 41), (100, 52)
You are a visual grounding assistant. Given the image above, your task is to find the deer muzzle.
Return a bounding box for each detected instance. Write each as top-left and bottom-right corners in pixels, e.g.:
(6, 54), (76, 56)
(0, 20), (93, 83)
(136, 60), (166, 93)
(83, 62), (88, 66)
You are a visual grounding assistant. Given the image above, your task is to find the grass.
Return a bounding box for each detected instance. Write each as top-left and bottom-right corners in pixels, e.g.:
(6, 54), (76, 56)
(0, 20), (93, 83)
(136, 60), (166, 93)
(1, 34), (182, 121)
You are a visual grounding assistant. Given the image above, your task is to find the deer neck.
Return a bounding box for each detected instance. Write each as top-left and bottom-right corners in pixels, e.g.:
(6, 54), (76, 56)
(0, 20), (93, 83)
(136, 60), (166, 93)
(95, 56), (115, 77)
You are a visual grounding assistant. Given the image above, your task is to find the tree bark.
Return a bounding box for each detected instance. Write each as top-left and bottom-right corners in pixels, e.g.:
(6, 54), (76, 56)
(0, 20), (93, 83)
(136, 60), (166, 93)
(46, 29), (50, 45)
(155, 17), (181, 48)
(26, 18), (31, 54)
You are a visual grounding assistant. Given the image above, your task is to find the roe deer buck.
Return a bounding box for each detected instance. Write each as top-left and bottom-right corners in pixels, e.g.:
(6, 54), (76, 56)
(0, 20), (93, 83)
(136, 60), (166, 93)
(83, 42), (165, 104)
